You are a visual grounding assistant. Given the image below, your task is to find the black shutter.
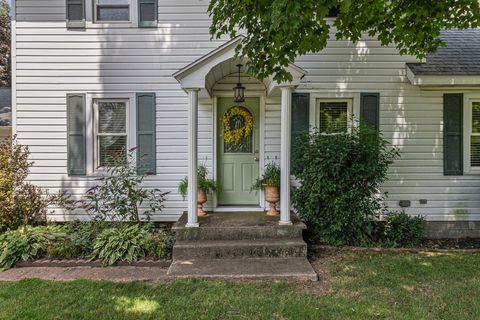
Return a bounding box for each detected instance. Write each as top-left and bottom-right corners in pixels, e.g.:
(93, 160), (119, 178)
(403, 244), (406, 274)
(360, 93), (380, 131)
(138, 0), (158, 27)
(291, 93), (310, 168)
(66, 0), (85, 29)
(444, 93), (464, 175)
(136, 93), (157, 174)
(67, 94), (86, 176)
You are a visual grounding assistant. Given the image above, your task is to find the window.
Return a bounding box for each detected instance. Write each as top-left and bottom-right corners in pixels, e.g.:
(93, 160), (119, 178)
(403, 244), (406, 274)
(316, 100), (352, 133)
(95, 0), (130, 22)
(94, 99), (129, 168)
(470, 102), (480, 167)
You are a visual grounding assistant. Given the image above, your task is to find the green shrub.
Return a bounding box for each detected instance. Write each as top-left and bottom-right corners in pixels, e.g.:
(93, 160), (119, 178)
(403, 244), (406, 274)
(0, 137), (74, 232)
(45, 237), (78, 259)
(382, 212), (426, 247)
(84, 151), (168, 222)
(251, 162), (280, 190)
(292, 125), (399, 246)
(144, 227), (174, 258)
(64, 221), (111, 257)
(0, 225), (67, 270)
(91, 225), (147, 265)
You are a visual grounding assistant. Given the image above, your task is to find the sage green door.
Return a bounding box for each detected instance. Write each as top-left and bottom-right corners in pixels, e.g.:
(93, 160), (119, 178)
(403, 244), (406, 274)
(217, 97), (260, 205)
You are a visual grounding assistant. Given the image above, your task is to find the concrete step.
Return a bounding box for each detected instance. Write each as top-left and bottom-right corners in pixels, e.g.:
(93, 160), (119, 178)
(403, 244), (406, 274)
(173, 212), (306, 241)
(167, 258), (318, 281)
(174, 225), (304, 241)
(172, 239), (307, 260)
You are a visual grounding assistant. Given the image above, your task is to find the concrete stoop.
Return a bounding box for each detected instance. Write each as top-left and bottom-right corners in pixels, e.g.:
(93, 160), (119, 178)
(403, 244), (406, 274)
(167, 212), (318, 281)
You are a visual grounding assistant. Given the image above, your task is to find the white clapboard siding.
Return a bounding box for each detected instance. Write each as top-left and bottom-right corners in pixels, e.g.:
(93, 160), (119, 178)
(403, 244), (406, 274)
(13, 0), (480, 221)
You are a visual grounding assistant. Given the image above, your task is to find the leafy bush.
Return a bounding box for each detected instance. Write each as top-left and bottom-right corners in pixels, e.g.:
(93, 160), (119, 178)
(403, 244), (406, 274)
(178, 164), (219, 199)
(63, 221), (111, 257)
(84, 150), (168, 222)
(0, 137), (73, 232)
(0, 225), (67, 270)
(292, 125), (399, 246)
(91, 225), (147, 265)
(381, 212), (426, 247)
(144, 227), (174, 258)
(252, 162), (280, 190)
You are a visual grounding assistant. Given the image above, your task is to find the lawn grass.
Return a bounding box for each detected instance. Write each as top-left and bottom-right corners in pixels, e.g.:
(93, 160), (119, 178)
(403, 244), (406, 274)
(0, 251), (479, 320)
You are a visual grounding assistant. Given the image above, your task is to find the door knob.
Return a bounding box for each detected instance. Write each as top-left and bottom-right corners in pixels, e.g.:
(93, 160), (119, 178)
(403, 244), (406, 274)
(254, 156), (259, 162)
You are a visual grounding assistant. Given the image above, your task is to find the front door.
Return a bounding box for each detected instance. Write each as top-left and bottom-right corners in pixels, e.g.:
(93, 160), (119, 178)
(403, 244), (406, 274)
(217, 97), (260, 205)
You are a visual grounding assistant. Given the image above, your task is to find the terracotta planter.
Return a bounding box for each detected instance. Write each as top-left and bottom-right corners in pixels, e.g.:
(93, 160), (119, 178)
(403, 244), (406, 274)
(197, 189), (208, 217)
(264, 185), (280, 216)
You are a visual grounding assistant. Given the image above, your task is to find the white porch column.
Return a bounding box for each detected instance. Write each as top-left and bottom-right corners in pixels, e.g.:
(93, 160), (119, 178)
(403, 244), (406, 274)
(279, 86), (294, 225)
(186, 88), (200, 228)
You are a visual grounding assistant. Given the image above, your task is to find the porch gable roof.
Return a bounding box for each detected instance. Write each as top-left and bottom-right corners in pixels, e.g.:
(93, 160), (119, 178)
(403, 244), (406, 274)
(173, 36), (307, 97)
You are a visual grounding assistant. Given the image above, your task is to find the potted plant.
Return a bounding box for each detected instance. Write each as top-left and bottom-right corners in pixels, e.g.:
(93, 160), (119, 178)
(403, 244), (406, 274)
(178, 165), (219, 217)
(252, 163), (281, 216)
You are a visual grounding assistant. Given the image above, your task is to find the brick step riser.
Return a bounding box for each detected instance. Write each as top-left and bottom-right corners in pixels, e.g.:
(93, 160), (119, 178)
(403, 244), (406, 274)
(172, 244), (307, 260)
(174, 228), (304, 241)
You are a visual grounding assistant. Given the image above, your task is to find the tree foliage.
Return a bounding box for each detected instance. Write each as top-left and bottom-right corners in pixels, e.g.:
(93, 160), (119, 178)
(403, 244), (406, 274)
(208, 0), (480, 82)
(0, 0), (10, 87)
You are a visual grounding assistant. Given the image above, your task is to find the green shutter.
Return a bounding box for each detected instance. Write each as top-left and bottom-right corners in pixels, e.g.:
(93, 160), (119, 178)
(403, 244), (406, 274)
(67, 94), (86, 176)
(138, 0), (158, 27)
(137, 93), (156, 174)
(291, 93), (310, 168)
(360, 93), (380, 131)
(66, 0), (85, 29)
(444, 93), (464, 175)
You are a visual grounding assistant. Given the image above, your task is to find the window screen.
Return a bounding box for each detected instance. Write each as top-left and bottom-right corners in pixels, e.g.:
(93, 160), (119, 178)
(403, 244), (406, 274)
(96, 101), (127, 167)
(319, 102), (348, 133)
(96, 0), (130, 22)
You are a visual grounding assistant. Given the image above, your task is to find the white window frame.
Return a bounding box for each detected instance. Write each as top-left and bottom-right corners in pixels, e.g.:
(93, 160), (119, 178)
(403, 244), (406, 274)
(86, 93), (137, 175)
(93, 98), (130, 170)
(463, 94), (480, 174)
(86, 0), (137, 27)
(315, 99), (354, 134)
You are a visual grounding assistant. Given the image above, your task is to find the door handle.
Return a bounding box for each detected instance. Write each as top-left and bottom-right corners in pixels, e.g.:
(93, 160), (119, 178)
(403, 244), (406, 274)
(254, 156), (259, 162)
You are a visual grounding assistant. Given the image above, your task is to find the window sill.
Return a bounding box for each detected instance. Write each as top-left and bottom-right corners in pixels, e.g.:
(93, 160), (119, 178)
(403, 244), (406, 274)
(464, 169), (480, 175)
(86, 21), (137, 28)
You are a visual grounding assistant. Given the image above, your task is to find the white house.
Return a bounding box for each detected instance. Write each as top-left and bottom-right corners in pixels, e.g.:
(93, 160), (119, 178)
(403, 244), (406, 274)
(10, 0), (480, 237)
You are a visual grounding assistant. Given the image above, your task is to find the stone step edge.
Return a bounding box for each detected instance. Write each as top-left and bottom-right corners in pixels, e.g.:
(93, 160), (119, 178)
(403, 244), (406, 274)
(174, 239), (307, 248)
(168, 258), (318, 281)
(14, 258), (171, 268)
(172, 224), (306, 231)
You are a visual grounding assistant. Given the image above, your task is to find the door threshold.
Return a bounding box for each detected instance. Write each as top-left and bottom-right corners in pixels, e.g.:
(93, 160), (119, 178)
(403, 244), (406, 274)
(212, 206), (265, 212)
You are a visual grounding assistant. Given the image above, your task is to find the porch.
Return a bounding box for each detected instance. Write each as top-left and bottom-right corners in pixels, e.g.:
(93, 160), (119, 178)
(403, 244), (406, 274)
(173, 36), (306, 228)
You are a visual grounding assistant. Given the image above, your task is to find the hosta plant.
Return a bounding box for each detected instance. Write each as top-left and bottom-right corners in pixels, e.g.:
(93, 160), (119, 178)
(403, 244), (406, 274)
(0, 225), (67, 270)
(90, 224), (147, 266)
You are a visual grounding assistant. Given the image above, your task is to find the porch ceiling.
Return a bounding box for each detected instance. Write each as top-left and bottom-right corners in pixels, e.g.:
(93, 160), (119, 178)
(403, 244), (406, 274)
(173, 36), (306, 98)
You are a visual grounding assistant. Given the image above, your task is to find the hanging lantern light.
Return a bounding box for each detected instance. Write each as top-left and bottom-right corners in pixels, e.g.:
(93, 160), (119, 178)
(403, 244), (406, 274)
(233, 64), (245, 103)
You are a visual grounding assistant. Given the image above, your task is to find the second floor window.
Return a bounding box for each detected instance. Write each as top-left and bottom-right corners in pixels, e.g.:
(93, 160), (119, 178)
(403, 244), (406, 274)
(95, 0), (131, 22)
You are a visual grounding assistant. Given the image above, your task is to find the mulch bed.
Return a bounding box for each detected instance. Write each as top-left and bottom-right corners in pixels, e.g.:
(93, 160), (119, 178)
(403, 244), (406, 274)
(14, 258), (171, 268)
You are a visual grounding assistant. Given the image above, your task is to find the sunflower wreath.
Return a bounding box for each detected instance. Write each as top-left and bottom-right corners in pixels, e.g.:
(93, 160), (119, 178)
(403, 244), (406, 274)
(222, 106), (254, 145)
